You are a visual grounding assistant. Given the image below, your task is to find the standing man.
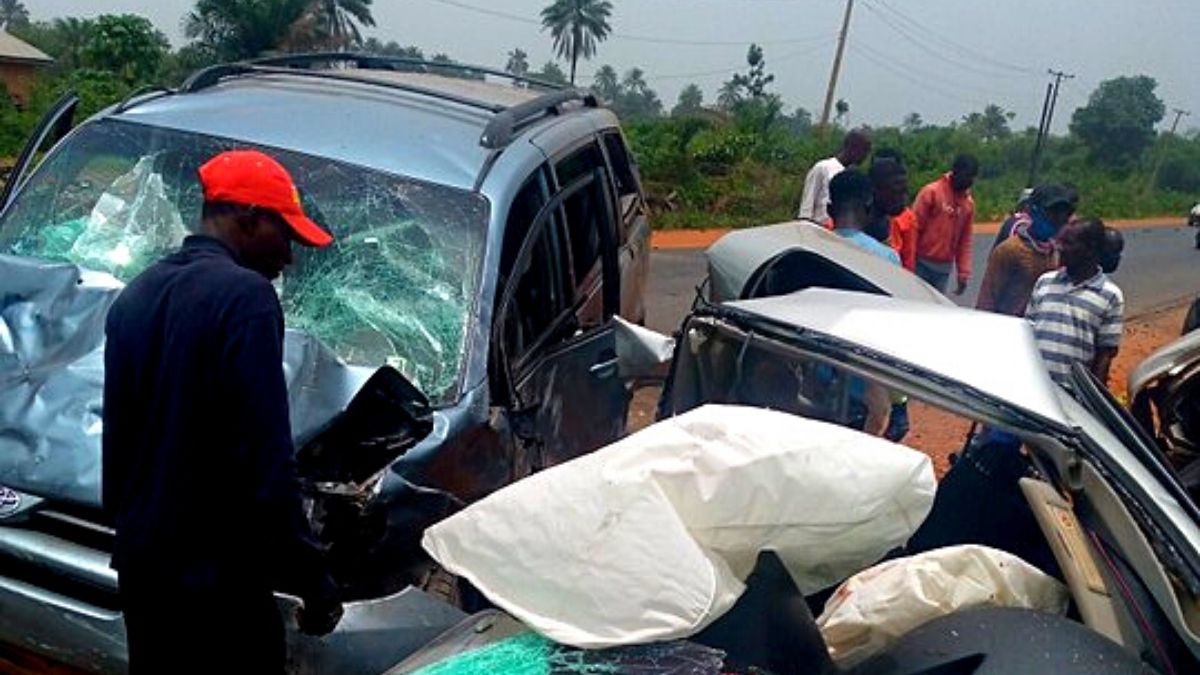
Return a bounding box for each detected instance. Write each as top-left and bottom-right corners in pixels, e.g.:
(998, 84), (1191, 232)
(797, 128), (872, 223)
(976, 184), (1074, 317)
(827, 170), (901, 437)
(1026, 219), (1125, 387)
(913, 154), (979, 294)
(865, 156), (917, 272)
(104, 150), (343, 674)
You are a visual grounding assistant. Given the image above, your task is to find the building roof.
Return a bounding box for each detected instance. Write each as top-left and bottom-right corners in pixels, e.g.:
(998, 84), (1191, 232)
(0, 30), (52, 65)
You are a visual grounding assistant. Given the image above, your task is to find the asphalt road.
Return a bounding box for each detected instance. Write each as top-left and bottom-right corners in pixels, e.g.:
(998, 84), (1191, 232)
(645, 225), (1199, 335)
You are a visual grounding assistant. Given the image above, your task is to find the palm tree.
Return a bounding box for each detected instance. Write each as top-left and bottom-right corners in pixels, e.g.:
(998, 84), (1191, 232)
(308, 0), (375, 50)
(505, 48), (529, 77)
(591, 64), (618, 102)
(0, 0), (29, 30)
(185, 0), (309, 60)
(540, 0), (613, 85)
(717, 80), (742, 111)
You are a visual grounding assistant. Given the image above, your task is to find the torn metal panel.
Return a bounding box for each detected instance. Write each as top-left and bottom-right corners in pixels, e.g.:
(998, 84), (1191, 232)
(0, 255), (406, 507)
(0, 255), (118, 506)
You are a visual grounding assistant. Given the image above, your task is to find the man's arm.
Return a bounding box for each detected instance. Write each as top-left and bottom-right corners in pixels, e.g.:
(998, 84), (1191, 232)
(955, 202), (976, 294)
(222, 305), (342, 633)
(1093, 289), (1126, 386)
(975, 247), (1011, 313)
(1092, 348), (1118, 385)
(798, 164), (822, 220)
(900, 214), (918, 272)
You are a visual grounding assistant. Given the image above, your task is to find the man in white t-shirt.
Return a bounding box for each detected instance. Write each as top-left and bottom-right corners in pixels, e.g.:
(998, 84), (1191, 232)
(797, 128), (872, 222)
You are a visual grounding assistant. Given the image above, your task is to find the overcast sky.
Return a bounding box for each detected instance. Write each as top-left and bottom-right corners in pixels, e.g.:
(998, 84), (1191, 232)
(30, 0), (1200, 133)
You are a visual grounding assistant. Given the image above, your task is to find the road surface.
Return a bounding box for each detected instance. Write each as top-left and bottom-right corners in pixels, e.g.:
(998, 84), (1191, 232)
(645, 225), (1198, 334)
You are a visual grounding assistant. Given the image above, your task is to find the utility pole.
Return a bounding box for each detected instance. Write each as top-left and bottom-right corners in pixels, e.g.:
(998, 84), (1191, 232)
(1146, 108), (1191, 193)
(1167, 107), (1191, 135)
(1027, 69), (1074, 187)
(819, 0), (855, 130)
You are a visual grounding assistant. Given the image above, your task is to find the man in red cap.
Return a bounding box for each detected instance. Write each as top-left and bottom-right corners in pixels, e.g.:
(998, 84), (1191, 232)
(103, 150), (341, 673)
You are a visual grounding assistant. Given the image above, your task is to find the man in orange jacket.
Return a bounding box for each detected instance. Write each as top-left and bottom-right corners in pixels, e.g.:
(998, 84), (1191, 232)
(913, 155), (979, 294)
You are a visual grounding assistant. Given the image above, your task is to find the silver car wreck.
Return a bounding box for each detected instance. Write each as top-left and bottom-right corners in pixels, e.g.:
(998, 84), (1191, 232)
(0, 53), (651, 673)
(382, 283), (1200, 674)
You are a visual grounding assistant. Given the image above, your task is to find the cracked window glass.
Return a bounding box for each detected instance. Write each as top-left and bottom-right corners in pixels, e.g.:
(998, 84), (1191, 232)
(0, 119), (489, 404)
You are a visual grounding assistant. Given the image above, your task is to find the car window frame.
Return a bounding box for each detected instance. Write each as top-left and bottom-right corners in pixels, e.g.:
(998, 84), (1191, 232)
(549, 137), (619, 303)
(597, 128), (643, 244)
(494, 171), (608, 396)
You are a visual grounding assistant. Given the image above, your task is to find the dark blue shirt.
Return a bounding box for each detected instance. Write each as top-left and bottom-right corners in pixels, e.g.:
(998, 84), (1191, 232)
(103, 235), (332, 597)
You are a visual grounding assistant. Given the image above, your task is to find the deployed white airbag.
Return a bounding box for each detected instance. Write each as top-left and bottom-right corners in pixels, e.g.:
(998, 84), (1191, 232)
(817, 544), (1071, 667)
(422, 405), (936, 648)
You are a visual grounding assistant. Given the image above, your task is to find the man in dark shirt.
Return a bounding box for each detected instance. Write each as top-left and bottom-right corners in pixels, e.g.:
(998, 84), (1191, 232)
(104, 150), (342, 674)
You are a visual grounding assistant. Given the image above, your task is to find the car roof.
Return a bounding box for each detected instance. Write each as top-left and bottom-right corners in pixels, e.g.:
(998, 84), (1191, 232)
(724, 288), (1071, 427)
(1128, 329), (1200, 398)
(107, 69), (611, 192)
(706, 221), (952, 305)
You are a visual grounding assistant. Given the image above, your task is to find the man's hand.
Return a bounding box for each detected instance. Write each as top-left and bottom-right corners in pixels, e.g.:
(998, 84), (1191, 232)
(297, 595), (344, 636)
(955, 278), (969, 296)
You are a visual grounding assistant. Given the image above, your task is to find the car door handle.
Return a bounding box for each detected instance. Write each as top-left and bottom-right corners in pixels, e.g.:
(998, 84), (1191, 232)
(589, 357), (619, 379)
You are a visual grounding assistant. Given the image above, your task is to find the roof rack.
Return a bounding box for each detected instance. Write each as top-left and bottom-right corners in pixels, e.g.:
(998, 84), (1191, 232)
(248, 52), (567, 91)
(480, 90), (599, 149)
(179, 62), (505, 113)
(176, 52), (602, 149)
(113, 85), (175, 114)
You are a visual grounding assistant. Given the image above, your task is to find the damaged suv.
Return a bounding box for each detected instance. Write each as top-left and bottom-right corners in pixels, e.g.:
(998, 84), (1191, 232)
(0, 54), (649, 673)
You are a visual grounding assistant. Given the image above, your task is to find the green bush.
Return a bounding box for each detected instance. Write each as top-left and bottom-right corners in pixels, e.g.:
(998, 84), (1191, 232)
(628, 114), (1198, 228)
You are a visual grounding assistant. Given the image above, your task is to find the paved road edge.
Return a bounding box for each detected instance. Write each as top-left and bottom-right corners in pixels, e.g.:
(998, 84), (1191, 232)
(652, 217), (1188, 251)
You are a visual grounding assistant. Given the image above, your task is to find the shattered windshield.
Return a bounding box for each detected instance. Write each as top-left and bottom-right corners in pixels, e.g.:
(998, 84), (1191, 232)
(0, 119), (488, 403)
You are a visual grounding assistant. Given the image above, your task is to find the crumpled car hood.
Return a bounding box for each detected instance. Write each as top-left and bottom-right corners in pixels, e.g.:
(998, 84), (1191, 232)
(0, 254), (375, 507)
(1128, 329), (1200, 402)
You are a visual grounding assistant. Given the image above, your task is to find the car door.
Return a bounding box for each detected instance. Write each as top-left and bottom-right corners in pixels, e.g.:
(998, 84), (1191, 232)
(599, 129), (651, 324)
(1, 91), (78, 212)
(494, 167), (626, 470)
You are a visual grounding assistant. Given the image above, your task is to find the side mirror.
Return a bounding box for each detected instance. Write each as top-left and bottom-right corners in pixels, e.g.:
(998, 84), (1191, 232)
(614, 316), (675, 383)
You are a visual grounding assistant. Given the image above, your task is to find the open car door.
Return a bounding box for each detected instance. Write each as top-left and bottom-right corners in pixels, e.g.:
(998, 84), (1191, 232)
(0, 91), (78, 213)
(493, 169), (626, 470)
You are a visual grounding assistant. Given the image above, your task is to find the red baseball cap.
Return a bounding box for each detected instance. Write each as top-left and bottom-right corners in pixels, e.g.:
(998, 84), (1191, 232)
(198, 150), (333, 248)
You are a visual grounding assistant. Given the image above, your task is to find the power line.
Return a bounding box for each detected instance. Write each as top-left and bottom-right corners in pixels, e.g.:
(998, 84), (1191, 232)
(870, 0), (1041, 76)
(849, 42), (993, 110)
(859, 1), (1038, 83)
(849, 37), (1022, 104)
(421, 0), (833, 47)
(577, 39), (834, 84)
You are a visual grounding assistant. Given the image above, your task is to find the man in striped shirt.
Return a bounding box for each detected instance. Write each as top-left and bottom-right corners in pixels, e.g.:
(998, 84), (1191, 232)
(1026, 219), (1124, 386)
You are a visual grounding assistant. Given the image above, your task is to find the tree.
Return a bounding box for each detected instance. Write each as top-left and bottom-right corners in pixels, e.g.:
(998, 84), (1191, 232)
(672, 84), (704, 116)
(591, 64), (619, 102)
(835, 99), (850, 127)
(902, 112), (924, 132)
(532, 61), (569, 86)
(308, 0), (375, 50)
(81, 15), (170, 85)
(716, 80), (742, 111)
(361, 38), (423, 59)
(12, 18), (97, 71)
(505, 48), (530, 78)
(961, 104), (1015, 142)
(540, 0), (613, 85)
(184, 0), (310, 60)
(728, 44), (774, 99)
(430, 53), (484, 80)
(784, 106), (813, 136)
(614, 67), (661, 119)
(0, 0), (29, 30)
(1070, 75), (1166, 168)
